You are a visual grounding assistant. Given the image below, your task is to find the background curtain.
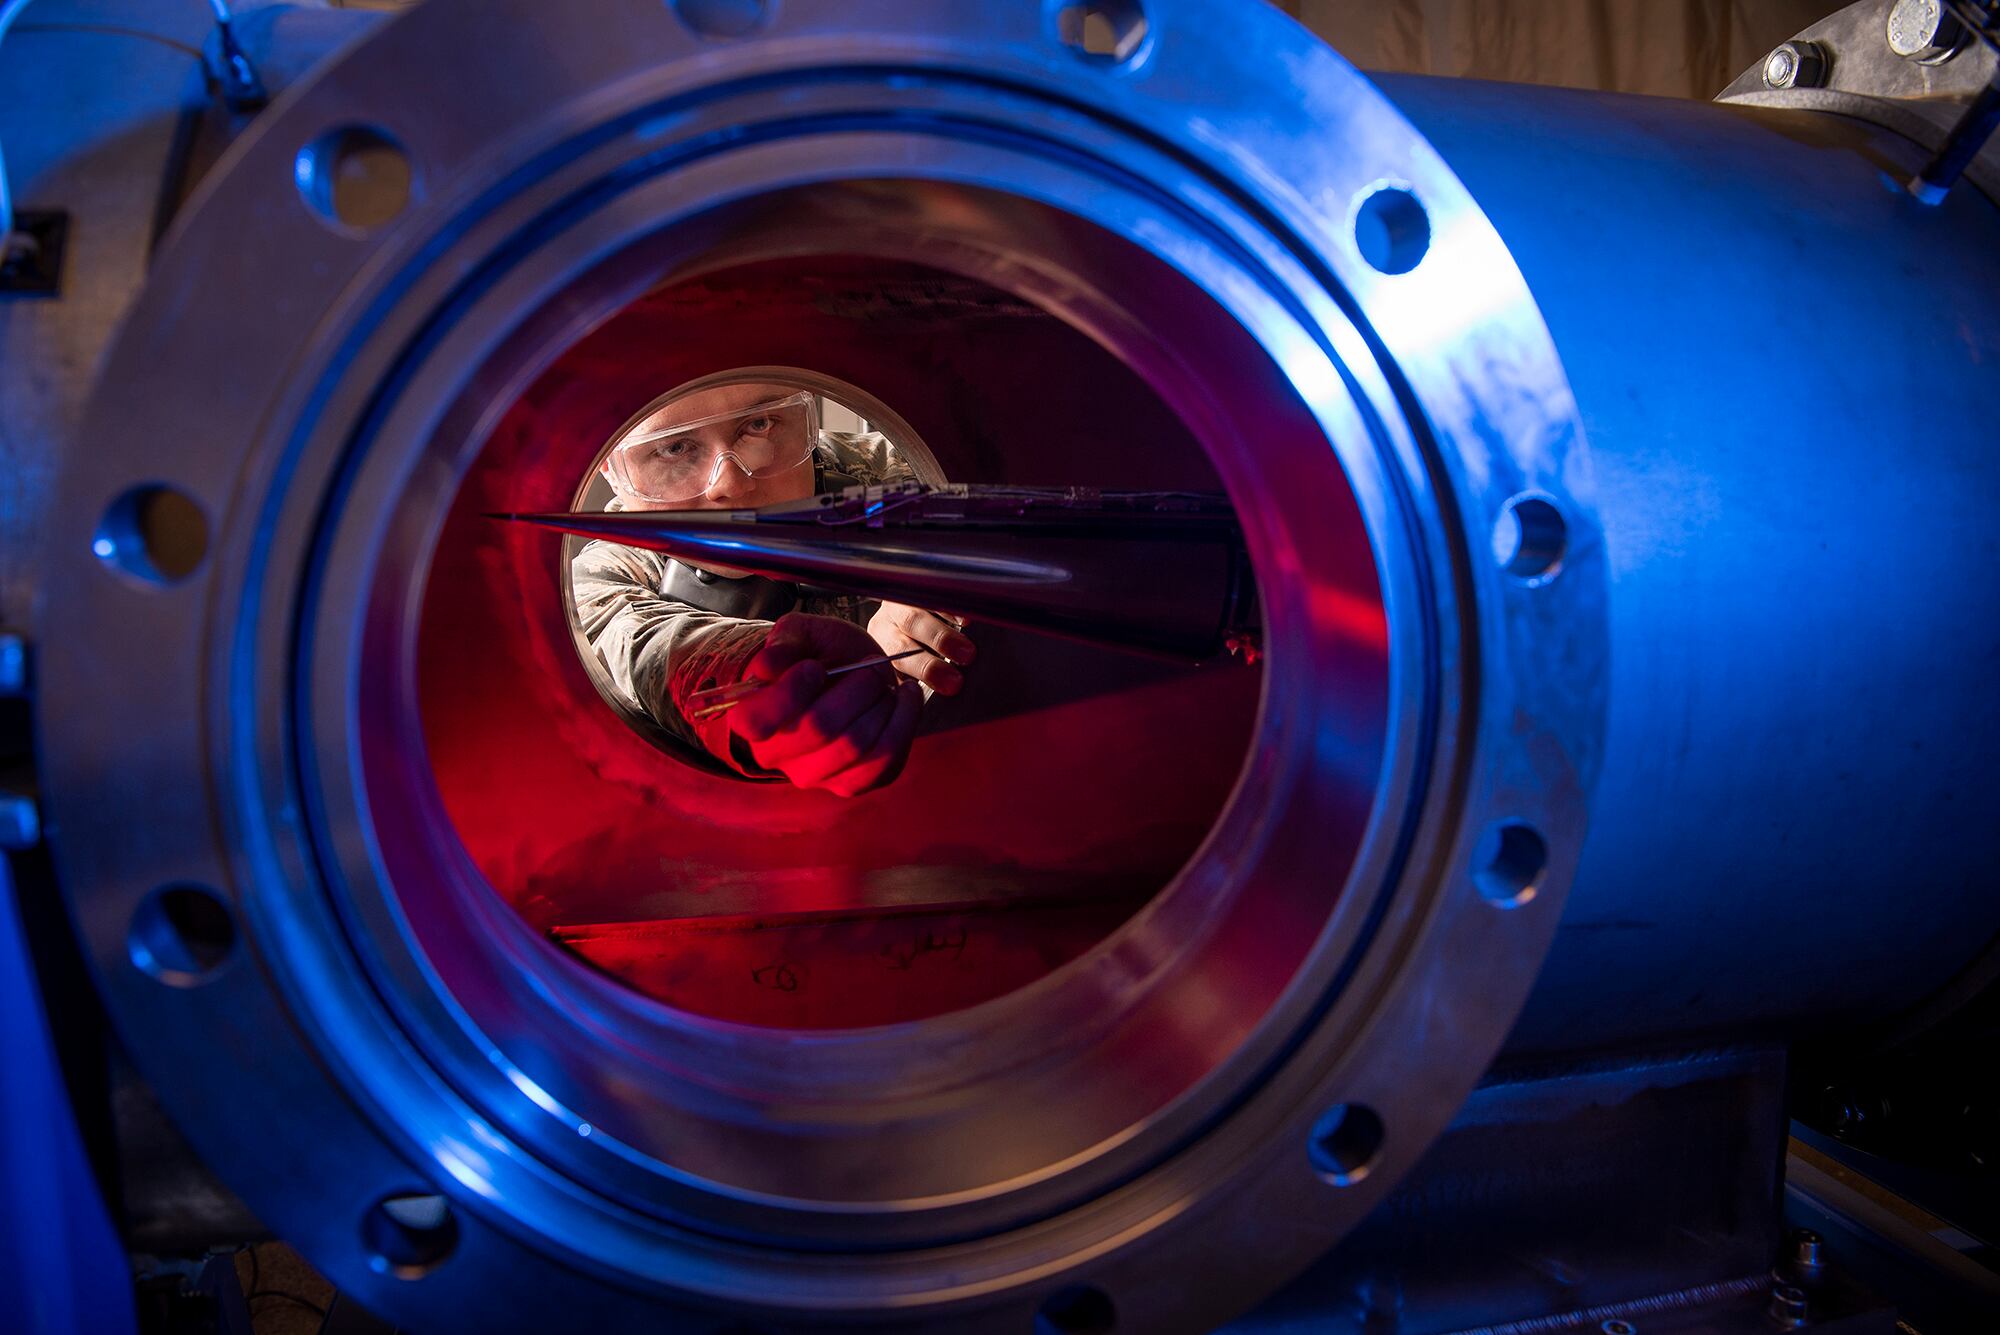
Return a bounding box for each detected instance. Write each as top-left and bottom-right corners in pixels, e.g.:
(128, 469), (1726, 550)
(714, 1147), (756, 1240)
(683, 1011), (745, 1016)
(1276, 0), (1834, 99)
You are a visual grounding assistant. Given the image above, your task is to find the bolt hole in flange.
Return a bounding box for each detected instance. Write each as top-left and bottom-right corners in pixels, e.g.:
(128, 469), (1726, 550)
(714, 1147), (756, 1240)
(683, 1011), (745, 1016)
(295, 125), (414, 231)
(1308, 1102), (1386, 1185)
(1054, 0), (1150, 64)
(363, 1193), (459, 1279)
(1492, 494), (1566, 581)
(93, 484), (209, 584)
(1352, 184), (1431, 275)
(128, 884), (237, 986)
(1036, 1285), (1118, 1335)
(1474, 821), (1547, 908)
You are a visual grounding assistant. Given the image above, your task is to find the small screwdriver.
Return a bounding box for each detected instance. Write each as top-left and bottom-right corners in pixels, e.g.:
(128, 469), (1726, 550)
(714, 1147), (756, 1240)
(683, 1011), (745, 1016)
(686, 648), (926, 721)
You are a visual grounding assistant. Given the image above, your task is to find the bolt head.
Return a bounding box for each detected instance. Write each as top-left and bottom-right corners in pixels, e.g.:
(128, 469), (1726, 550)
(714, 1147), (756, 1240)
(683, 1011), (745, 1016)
(1888, 0), (1968, 63)
(1790, 1227), (1826, 1271)
(1767, 1281), (1809, 1328)
(1764, 41), (1829, 90)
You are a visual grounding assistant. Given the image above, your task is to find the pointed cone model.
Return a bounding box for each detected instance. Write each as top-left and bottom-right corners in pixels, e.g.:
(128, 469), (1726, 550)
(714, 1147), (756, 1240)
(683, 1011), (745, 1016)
(495, 484), (1258, 660)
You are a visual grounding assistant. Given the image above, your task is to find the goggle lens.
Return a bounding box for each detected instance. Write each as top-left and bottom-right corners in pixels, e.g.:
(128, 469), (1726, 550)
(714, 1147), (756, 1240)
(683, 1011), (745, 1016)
(608, 391), (818, 502)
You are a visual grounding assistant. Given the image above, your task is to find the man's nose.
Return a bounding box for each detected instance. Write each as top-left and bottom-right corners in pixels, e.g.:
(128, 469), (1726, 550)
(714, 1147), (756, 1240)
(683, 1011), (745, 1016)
(702, 452), (755, 503)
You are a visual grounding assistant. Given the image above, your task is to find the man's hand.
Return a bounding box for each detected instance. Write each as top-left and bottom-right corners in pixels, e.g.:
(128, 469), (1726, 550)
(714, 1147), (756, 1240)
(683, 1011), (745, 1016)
(727, 613), (925, 797)
(867, 602), (976, 696)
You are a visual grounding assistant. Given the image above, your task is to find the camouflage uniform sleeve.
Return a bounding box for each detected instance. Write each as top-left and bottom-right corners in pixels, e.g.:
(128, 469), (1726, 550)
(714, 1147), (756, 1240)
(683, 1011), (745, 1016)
(569, 539), (773, 774)
(820, 430), (916, 486)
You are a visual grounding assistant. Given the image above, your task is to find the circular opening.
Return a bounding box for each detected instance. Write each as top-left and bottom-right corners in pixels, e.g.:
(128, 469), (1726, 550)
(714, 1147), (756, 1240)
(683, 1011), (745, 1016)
(1307, 1102), (1385, 1185)
(671, 0), (770, 38)
(1491, 494), (1566, 580)
(562, 367), (953, 765)
(363, 1193), (458, 1279)
(94, 485), (209, 584)
(1600, 1321), (1637, 1335)
(349, 178), (1391, 1210)
(1036, 1285), (1117, 1335)
(128, 884), (237, 986)
(1353, 185), (1430, 276)
(1054, 2), (1149, 63)
(295, 126), (413, 231)
(1473, 820), (1546, 907)
(424, 252), (1277, 1031)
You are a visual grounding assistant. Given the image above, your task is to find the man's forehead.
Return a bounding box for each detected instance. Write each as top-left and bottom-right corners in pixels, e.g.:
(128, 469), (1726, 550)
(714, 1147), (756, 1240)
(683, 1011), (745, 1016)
(638, 382), (795, 433)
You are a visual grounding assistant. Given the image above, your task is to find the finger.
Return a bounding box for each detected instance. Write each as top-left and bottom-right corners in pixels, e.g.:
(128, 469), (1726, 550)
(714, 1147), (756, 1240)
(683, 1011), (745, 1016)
(904, 610), (976, 665)
(872, 626), (964, 696)
(782, 693), (897, 789)
(727, 659), (825, 742)
(824, 681), (925, 797)
(754, 669), (893, 765)
(910, 652), (964, 696)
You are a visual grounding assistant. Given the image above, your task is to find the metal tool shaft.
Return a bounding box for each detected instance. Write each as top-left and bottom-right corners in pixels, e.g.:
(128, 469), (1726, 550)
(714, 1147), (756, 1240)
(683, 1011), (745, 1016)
(686, 647), (926, 719)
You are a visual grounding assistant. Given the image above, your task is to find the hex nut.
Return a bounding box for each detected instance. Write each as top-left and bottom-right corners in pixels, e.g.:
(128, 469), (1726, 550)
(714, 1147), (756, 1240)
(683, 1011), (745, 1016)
(1767, 1282), (1809, 1328)
(1790, 1227), (1826, 1274)
(1764, 41), (1830, 90)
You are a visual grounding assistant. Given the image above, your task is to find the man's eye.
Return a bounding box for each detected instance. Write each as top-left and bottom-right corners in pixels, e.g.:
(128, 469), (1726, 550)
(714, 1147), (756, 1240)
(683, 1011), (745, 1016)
(739, 415), (777, 436)
(652, 438), (697, 460)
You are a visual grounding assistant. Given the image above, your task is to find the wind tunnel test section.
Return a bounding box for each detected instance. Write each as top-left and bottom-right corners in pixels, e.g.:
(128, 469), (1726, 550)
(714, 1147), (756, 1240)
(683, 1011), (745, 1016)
(7, 1), (2000, 1333)
(414, 240), (1341, 1029)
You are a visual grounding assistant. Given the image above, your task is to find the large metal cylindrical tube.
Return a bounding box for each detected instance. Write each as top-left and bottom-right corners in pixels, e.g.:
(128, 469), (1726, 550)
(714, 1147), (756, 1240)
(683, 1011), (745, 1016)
(6, 1), (1997, 1330)
(1374, 75), (2000, 1054)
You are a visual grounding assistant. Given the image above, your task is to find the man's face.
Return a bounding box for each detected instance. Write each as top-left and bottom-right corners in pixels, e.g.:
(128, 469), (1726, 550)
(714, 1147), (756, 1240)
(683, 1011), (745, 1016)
(602, 382), (818, 512)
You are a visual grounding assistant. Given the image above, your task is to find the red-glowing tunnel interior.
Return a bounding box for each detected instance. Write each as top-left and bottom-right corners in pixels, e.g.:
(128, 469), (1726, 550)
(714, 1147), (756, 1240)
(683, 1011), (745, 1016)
(412, 252), (1379, 1029)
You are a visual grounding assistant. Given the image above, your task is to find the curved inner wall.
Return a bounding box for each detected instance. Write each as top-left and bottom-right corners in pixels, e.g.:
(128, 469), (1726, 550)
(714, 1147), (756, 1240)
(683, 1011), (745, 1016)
(414, 255), (1276, 1028)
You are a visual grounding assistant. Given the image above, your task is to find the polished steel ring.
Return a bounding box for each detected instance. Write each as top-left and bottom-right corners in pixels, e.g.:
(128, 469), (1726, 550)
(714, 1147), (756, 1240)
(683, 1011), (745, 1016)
(39, 1), (1604, 1328)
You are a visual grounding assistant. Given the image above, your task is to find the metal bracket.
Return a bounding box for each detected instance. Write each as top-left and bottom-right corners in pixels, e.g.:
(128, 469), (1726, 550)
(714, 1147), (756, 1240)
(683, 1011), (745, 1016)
(1719, 0), (2000, 206)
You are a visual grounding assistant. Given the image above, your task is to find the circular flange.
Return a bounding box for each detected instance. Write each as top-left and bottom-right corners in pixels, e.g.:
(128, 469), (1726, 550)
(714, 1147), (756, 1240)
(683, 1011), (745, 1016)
(38, 0), (1604, 1329)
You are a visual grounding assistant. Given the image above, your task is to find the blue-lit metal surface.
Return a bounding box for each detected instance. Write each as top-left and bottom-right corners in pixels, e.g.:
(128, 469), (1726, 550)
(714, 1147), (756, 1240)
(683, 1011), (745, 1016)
(0, 2), (385, 632)
(0, 854), (132, 1335)
(0, 1), (210, 633)
(8, 0), (1997, 1331)
(1230, 1047), (1803, 1332)
(25, 0), (1603, 1328)
(1372, 76), (2000, 1055)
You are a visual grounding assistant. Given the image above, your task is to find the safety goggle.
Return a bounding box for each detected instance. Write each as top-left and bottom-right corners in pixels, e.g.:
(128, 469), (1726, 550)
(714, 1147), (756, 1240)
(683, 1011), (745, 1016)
(603, 391), (818, 503)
